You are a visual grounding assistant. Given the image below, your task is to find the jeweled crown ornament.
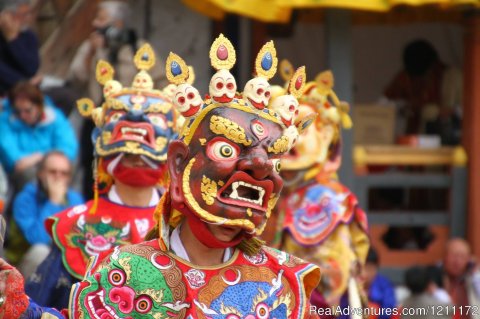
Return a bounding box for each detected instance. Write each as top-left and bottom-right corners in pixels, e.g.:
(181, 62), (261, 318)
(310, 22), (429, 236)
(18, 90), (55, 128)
(166, 34), (313, 149)
(77, 43), (176, 162)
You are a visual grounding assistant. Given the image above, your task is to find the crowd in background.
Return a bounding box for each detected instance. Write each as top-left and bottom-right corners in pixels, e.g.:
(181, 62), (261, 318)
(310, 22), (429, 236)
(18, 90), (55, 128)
(0, 0), (158, 278)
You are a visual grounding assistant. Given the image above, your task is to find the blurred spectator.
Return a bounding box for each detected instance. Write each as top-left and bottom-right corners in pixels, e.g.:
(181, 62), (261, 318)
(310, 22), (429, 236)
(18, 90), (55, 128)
(363, 247), (397, 319)
(441, 238), (480, 319)
(426, 265), (452, 304)
(0, 164), (6, 214)
(0, 164), (6, 257)
(402, 266), (451, 319)
(384, 39), (462, 144)
(0, 81), (78, 191)
(12, 151), (83, 278)
(0, 0), (40, 96)
(25, 153), (163, 309)
(68, 0), (166, 104)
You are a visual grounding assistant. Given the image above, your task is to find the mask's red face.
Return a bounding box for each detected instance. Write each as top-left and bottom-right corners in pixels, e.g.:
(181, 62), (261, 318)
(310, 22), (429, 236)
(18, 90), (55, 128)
(169, 106), (286, 236)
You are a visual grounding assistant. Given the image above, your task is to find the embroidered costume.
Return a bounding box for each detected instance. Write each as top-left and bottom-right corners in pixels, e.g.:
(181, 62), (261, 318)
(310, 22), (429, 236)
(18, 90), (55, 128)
(270, 66), (369, 311)
(70, 239), (319, 318)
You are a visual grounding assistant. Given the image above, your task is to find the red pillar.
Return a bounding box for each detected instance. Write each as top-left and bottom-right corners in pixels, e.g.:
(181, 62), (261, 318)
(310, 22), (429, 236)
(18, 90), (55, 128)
(463, 14), (480, 256)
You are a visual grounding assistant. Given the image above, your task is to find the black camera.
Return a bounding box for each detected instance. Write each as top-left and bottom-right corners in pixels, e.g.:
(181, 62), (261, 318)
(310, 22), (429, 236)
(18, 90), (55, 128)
(95, 25), (137, 64)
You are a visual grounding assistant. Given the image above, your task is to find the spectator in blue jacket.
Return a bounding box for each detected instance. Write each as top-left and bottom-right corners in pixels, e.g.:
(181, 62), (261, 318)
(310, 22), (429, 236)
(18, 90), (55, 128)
(364, 247), (398, 319)
(0, 81), (78, 191)
(0, 0), (40, 95)
(13, 151), (84, 277)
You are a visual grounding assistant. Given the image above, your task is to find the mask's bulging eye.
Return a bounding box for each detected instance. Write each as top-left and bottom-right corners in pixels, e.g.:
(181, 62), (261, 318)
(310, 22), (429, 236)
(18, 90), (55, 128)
(148, 114), (167, 129)
(256, 302), (270, 319)
(135, 295), (153, 313)
(216, 81), (224, 90)
(207, 139), (240, 161)
(252, 120), (267, 139)
(272, 159), (281, 172)
(108, 269), (126, 286)
(108, 111), (125, 123)
(226, 82), (235, 90)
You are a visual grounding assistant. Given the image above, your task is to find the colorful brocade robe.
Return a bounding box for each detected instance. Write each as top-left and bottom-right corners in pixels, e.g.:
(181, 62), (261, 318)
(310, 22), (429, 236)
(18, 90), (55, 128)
(281, 176), (369, 305)
(69, 239), (321, 318)
(46, 197), (156, 279)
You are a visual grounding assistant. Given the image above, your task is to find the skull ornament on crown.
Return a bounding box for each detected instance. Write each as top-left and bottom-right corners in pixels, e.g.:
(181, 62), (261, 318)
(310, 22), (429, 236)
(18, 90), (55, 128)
(280, 66), (353, 172)
(166, 55), (203, 119)
(160, 34), (315, 250)
(208, 35), (238, 103)
(242, 41), (278, 110)
(269, 66), (306, 128)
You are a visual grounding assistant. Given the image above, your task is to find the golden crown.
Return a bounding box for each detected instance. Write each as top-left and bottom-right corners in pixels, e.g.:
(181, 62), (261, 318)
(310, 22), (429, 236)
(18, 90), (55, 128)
(273, 59), (352, 130)
(165, 34), (314, 149)
(76, 43), (172, 128)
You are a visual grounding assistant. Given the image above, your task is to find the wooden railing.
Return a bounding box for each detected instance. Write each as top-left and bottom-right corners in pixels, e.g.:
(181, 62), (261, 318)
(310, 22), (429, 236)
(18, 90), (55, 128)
(352, 144), (468, 283)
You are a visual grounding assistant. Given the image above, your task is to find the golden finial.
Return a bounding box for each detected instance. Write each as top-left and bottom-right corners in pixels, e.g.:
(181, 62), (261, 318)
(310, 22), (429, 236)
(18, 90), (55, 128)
(279, 59), (294, 83)
(134, 43), (156, 71)
(165, 52), (189, 85)
(209, 33), (236, 71)
(95, 60), (114, 85)
(254, 40), (278, 80)
(288, 66), (306, 98)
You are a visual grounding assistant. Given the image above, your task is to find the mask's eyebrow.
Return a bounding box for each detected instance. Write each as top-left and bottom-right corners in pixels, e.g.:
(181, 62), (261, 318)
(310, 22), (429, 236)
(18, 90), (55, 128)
(209, 115), (252, 146)
(268, 135), (289, 154)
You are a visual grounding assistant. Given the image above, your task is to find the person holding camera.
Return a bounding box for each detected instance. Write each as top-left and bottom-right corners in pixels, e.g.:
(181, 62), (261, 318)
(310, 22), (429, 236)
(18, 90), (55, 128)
(68, 0), (166, 104)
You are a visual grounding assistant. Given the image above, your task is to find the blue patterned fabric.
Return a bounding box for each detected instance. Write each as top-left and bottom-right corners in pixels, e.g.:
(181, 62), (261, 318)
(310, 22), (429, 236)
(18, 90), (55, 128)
(25, 246), (75, 310)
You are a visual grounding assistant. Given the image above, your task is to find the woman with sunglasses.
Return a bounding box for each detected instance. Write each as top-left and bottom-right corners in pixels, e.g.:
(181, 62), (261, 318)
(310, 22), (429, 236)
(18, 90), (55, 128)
(0, 81), (78, 191)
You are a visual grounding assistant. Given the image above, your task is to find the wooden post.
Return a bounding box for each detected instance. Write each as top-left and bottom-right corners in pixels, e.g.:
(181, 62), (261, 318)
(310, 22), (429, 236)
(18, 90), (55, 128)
(462, 13), (480, 256)
(324, 9), (355, 189)
(39, 0), (101, 78)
